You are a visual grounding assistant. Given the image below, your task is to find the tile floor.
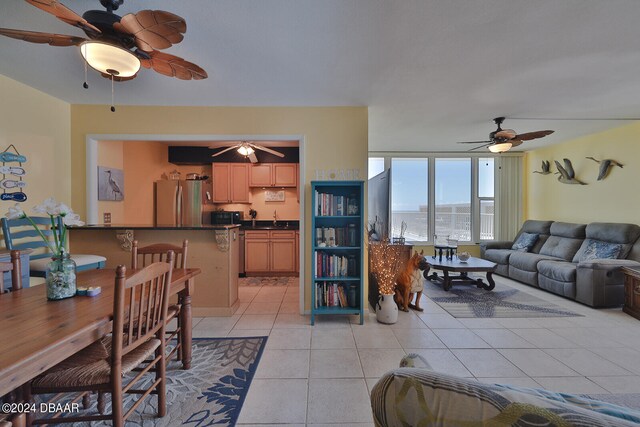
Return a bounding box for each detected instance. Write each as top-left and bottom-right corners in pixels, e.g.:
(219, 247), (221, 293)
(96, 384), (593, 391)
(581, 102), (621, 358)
(188, 274), (640, 426)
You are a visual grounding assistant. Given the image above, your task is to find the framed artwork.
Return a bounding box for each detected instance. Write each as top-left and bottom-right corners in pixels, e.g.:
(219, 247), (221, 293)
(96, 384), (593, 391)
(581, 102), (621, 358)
(98, 166), (124, 201)
(265, 190), (285, 202)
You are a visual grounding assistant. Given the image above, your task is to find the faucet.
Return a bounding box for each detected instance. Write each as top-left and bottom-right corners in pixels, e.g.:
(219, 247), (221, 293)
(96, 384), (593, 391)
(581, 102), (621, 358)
(273, 210), (277, 226)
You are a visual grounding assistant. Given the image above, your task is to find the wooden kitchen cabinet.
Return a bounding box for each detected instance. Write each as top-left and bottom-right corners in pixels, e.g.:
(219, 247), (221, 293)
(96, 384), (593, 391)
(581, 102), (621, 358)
(249, 163), (297, 188)
(245, 229), (298, 275)
(212, 163), (249, 203)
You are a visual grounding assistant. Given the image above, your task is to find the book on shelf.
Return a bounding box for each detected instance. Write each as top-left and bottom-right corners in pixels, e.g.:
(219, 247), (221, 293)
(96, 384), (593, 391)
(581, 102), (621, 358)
(315, 226), (357, 247)
(314, 251), (349, 277)
(315, 281), (351, 308)
(314, 192), (357, 217)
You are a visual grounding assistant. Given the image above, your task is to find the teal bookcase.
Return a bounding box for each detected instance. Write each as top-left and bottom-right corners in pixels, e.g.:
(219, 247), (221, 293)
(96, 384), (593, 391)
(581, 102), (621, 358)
(311, 181), (364, 325)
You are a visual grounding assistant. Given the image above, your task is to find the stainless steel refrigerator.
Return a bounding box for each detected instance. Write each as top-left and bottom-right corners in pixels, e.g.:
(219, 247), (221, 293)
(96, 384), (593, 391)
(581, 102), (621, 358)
(155, 180), (203, 226)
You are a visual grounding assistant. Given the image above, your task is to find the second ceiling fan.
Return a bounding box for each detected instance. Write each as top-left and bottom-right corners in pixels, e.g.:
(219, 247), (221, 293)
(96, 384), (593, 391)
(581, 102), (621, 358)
(211, 141), (285, 163)
(458, 117), (554, 152)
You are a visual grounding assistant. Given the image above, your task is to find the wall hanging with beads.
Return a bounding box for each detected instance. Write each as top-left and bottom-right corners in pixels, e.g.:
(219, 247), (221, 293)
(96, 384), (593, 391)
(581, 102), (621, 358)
(0, 145), (27, 203)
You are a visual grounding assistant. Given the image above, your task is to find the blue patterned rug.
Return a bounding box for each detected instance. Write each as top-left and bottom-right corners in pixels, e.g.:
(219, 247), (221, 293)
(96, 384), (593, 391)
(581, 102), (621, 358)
(38, 337), (267, 426)
(425, 279), (582, 318)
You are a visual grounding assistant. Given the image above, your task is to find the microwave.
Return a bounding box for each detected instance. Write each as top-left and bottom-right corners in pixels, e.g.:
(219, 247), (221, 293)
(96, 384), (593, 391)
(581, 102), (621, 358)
(211, 211), (244, 225)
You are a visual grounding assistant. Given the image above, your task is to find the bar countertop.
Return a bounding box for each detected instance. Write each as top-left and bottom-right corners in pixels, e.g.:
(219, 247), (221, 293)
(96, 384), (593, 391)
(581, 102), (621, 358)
(71, 224), (241, 230)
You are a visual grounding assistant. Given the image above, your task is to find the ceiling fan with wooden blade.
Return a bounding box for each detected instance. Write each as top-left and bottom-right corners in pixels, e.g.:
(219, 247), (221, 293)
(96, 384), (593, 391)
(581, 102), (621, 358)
(457, 117), (554, 152)
(0, 0), (207, 82)
(211, 142), (286, 164)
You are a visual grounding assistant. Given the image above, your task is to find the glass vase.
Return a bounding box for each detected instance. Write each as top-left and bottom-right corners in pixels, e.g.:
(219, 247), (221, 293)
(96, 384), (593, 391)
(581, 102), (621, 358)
(46, 252), (77, 300)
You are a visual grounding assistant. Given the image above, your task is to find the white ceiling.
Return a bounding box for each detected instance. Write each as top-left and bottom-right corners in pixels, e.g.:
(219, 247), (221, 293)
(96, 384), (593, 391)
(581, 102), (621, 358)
(2, 0), (640, 152)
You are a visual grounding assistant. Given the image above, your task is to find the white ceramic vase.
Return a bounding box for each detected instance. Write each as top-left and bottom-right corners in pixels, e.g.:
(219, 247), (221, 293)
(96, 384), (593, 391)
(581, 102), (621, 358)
(376, 293), (398, 324)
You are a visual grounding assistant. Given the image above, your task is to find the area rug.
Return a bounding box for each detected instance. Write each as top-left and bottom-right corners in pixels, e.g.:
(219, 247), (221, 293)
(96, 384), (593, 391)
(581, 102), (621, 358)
(35, 337), (267, 426)
(240, 276), (297, 286)
(425, 279), (582, 318)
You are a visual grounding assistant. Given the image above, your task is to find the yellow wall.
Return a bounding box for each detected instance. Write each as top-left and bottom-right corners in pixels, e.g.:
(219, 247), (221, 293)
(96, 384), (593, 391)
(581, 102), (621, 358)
(97, 140), (125, 222)
(70, 105), (368, 310)
(0, 75), (71, 213)
(526, 121), (640, 224)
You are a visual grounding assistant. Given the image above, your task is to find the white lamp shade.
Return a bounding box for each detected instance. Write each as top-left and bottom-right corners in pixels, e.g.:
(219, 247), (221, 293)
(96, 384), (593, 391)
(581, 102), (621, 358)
(237, 145), (255, 156)
(488, 142), (512, 153)
(80, 41), (141, 78)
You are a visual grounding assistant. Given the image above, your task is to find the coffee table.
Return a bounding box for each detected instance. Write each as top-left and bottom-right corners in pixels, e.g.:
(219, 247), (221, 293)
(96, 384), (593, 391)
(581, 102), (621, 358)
(424, 256), (497, 291)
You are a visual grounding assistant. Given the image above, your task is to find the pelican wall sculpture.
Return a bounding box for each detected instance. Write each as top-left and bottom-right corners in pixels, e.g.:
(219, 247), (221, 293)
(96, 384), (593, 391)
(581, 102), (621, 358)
(586, 157), (624, 180)
(533, 160), (552, 175)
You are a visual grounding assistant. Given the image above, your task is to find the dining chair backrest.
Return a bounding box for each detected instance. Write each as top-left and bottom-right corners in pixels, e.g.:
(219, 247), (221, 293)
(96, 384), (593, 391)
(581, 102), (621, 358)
(0, 250), (21, 293)
(131, 240), (188, 270)
(1, 217), (60, 260)
(111, 253), (174, 369)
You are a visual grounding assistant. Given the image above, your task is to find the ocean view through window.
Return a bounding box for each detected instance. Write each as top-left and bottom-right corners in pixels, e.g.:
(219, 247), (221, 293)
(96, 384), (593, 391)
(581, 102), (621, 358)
(375, 155), (496, 243)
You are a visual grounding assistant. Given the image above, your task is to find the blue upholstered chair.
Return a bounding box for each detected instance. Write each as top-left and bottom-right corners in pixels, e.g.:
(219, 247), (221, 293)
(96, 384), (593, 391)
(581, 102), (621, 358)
(1, 217), (106, 278)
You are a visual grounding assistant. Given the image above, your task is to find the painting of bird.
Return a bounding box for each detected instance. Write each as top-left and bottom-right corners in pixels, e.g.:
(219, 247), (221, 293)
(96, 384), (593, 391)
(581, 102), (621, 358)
(585, 157), (624, 181)
(554, 159), (586, 185)
(98, 167), (124, 201)
(533, 160), (551, 175)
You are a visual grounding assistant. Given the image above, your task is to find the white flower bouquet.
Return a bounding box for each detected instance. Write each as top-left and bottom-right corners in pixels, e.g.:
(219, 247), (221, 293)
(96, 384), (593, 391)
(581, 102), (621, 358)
(5, 198), (85, 300)
(5, 197), (84, 257)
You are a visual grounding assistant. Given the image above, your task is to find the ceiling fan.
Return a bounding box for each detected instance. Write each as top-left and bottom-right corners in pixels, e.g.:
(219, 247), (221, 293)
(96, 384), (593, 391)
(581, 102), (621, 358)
(211, 142), (286, 164)
(0, 0), (207, 84)
(457, 117), (554, 153)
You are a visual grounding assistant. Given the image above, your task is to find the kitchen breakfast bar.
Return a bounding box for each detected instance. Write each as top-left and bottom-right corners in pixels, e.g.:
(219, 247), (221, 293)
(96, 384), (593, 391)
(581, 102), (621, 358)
(69, 224), (240, 316)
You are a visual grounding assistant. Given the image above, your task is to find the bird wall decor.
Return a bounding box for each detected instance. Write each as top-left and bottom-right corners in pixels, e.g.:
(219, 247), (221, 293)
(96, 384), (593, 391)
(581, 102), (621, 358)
(533, 160), (552, 175)
(585, 157), (624, 181)
(105, 169), (123, 200)
(554, 159), (586, 185)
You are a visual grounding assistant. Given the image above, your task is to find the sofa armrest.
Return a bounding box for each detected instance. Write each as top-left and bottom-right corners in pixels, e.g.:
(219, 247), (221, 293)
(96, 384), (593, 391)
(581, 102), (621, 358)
(577, 259), (640, 270)
(480, 240), (512, 258)
(575, 259), (640, 307)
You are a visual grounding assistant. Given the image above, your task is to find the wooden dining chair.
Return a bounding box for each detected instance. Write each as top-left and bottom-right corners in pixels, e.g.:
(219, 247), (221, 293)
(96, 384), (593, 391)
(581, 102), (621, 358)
(131, 240), (188, 363)
(28, 255), (175, 426)
(0, 250), (21, 293)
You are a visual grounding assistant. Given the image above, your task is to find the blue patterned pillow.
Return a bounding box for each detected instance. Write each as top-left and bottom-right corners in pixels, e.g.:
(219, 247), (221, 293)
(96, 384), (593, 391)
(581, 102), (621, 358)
(512, 232), (539, 252)
(577, 239), (623, 262)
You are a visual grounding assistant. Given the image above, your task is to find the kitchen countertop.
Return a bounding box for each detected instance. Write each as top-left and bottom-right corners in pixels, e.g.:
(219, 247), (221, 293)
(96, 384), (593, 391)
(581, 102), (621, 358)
(240, 221), (299, 231)
(71, 224), (241, 230)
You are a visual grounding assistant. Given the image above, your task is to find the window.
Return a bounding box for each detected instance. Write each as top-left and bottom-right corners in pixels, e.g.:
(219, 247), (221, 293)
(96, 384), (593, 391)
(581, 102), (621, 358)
(368, 157), (385, 179)
(435, 158), (471, 241)
(376, 155), (498, 243)
(391, 158), (428, 241)
(478, 158), (495, 240)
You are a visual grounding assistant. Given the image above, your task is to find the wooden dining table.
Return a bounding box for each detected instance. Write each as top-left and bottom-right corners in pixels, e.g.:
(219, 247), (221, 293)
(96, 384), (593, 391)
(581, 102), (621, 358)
(0, 267), (201, 397)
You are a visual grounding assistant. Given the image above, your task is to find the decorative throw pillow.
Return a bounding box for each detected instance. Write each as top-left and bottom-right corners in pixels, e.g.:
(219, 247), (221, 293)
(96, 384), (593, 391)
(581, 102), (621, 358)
(576, 239), (623, 262)
(512, 232), (539, 252)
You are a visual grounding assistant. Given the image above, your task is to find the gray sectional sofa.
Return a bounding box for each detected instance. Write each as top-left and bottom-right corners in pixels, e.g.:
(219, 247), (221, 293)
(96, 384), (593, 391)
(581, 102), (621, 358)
(480, 220), (640, 307)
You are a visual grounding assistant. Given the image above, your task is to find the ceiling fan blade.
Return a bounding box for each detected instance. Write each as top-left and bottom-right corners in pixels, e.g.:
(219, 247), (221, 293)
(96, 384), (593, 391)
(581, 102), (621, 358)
(114, 10), (186, 52)
(99, 72), (136, 82)
(467, 143), (492, 152)
(457, 140), (492, 144)
(251, 145), (285, 158)
(211, 146), (239, 157)
(510, 139), (524, 147)
(140, 51), (207, 80)
(24, 0), (100, 34)
(494, 129), (517, 140)
(0, 28), (86, 46)
(248, 152), (258, 163)
(514, 130), (554, 141)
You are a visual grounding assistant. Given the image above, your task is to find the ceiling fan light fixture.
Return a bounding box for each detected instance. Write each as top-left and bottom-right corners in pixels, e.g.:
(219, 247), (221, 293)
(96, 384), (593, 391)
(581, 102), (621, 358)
(80, 41), (140, 77)
(488, 142), (512, 153)
(237, 145), (255, 156)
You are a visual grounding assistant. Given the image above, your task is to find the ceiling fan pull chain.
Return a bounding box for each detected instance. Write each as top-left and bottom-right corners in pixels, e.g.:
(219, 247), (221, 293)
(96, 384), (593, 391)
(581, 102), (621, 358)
(83, 60), (88, 89)
(110, 75), (116, 112)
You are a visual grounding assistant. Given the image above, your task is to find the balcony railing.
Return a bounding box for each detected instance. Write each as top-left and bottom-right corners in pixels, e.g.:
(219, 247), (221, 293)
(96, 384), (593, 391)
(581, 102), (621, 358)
(390, 206), (494, 241)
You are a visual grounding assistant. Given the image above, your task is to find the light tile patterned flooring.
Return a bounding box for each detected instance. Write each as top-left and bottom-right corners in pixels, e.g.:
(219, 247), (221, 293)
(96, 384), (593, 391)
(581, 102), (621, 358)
(188, 275), (640, 426)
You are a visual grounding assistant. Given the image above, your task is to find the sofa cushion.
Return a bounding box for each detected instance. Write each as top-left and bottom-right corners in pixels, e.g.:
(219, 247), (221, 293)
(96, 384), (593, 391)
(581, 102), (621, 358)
(511, 232), (539, 252)
(573, 239), (623, 263)
(509, 251), (561, 272)
(537, 260), (577, 282)
(539, 236), (584, 261)
(550, 221), (586, 238)
(483, 249), (513, 265)
(521, 220), (553, 235)
(585, 223), (640, 259)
